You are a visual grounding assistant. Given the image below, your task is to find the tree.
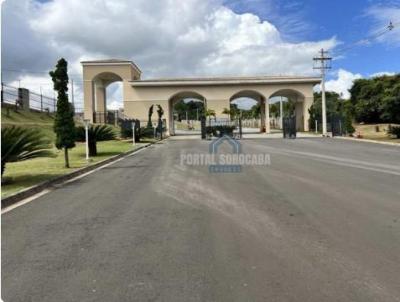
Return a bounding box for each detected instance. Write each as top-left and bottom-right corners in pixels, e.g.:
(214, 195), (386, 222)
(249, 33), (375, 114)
(222, 108), (231, 119)
(205, 108), (216, 118)
(349, 74), (400, 123)
(270, 103), (279, 118)
(1, 126), (53, 178)
(50, 58), (75, 168)
(75, 125), (116, 156)
(147, 105), (154, 128)
(308, 92), (341, 130)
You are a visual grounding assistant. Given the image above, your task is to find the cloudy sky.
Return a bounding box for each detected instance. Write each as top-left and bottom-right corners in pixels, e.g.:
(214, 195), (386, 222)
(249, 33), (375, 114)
(1, 0), (400, 110)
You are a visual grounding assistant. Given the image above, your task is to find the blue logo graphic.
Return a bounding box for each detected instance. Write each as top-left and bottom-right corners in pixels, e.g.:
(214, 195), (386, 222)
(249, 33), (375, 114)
(209, 135), (242, 173)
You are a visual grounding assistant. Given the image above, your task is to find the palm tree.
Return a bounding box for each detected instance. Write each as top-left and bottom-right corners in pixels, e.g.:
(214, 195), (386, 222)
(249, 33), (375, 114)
(205, 108), (216, 125)
(222, 108), (231, 120)
(1, 126), (53, 177)
(75, 124), (116, 156)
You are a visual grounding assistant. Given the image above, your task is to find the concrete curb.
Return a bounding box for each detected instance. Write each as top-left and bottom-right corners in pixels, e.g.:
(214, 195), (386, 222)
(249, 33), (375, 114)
(1, 142), (155, 209)
(334, 136), (400, 146)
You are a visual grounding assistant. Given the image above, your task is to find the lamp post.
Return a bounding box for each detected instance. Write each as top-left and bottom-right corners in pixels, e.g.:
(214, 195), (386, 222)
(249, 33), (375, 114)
(83, 119), (90, 162)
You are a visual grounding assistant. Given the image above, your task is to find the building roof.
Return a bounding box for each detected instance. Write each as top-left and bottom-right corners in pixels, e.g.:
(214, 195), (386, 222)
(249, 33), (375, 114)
(80, 59), (141, 73)
(130, 75), (321, 87)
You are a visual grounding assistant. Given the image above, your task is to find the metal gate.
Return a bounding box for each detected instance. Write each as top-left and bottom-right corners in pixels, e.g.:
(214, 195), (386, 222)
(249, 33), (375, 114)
(201, 117), (242, 140)
(201, 116), (206, 139)
(331, 114), (343, 137)
(283, 116), (296, 139)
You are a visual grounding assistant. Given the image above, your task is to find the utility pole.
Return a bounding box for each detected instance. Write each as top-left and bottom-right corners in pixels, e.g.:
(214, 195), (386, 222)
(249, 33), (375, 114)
(40, 86), (43, 112)
(313, 48), (331, 136)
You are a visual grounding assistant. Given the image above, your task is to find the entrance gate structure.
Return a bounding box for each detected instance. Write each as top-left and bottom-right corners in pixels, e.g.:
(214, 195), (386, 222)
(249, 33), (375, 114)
(82, 59), (321, 136)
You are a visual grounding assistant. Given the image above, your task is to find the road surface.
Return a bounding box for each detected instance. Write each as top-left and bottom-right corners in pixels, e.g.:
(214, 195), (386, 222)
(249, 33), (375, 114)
(2, 138), (400, 301)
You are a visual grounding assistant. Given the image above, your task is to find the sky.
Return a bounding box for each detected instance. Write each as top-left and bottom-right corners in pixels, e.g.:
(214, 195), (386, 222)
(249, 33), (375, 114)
(1, 0), (400, 110)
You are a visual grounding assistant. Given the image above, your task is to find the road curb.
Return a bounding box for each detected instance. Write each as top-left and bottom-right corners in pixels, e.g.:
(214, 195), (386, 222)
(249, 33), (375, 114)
(334, 136), (400, 147)
(1, 142), (156, 209)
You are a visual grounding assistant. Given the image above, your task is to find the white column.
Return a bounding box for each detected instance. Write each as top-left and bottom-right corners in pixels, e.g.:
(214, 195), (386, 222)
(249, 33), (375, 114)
(265, 98), (270, 134)
(279, 97), (283, 129)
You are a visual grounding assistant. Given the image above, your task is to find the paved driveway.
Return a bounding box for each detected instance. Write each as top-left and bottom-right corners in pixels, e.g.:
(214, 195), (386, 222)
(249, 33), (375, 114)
(2, 138), (400, 302)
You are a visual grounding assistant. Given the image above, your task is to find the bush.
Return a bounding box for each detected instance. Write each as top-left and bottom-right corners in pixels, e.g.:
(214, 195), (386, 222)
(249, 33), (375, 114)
(1, 126), (53, 177)
(388, 125), (400, 138)
(119, 119), (140, 141)
(75, 124), (116, 156)
(140, 127), (154, 138)
(344, 114), (355, 135)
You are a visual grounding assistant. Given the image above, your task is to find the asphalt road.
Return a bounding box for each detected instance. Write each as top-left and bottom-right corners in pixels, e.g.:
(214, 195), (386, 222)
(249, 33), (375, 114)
(2, 138), (400, 302)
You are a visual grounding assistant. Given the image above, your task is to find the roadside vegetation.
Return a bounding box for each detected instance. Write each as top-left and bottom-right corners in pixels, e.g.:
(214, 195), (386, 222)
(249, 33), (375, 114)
(308, 73), (400, 141)
(1, 58), (159, 199)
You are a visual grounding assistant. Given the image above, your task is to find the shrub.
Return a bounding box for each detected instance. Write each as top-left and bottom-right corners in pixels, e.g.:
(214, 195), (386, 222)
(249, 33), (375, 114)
(344, 114), (355, 135)
(75, 124), (116, 156)
(119, 119), (140, 141)
(140, 127), (154, 138)
(388, 125), (400, 138)
(1, 126), (53, 177)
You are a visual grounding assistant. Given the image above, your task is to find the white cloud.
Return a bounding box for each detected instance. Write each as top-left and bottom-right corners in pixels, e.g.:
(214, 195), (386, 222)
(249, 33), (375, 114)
(2, 0), (338, 110)
(314, 69), (398, 99)
(369, 71), (396, 77)
(315, 69), (362, 99)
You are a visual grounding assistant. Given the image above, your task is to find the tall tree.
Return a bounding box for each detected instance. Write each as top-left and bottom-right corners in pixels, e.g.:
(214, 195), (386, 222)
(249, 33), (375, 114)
(50, 58), (75, 168)
(147, 105), (154, 128)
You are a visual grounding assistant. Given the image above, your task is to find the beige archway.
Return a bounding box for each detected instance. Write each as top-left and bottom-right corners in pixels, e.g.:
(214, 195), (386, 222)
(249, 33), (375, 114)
(268, 88), (310, 131)
(82, 59), (141, 122)
(82, 60), (320, 134)
(229, 90), (267, 133)
(168, 91), (206, 135)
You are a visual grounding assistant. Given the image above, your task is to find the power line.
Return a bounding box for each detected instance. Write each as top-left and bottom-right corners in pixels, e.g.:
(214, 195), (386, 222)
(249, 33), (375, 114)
(2, 67), (82, 77)
(332, 20), (398, 57)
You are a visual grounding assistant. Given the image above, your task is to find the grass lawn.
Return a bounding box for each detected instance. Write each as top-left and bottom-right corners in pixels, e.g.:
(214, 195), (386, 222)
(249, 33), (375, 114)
(1, 109), (56, 140)
(1, 139), (155, 198)
(354, 123), (400, 144)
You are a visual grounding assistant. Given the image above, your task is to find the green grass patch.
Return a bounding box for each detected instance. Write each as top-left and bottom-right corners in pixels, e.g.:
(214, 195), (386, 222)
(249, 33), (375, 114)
(354, 123), (400, 143)
(1, 140), (151, 198)
(2, 109), (56, 140)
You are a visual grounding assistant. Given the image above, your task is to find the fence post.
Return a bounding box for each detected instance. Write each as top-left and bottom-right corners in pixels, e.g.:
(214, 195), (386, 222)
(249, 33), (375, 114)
(1, 82), (3, 105)
(40, 87), (43, 112)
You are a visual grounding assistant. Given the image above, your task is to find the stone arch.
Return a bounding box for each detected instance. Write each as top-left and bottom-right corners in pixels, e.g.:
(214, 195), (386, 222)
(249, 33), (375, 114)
(229, 90), (267, 133)
(268, 88), (309, 131)
(82, 60), (141, 123)
(168, 91), (206, 136)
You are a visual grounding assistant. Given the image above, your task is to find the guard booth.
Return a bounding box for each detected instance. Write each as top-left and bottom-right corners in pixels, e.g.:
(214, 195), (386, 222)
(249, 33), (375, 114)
(283, 116), (296, 139)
